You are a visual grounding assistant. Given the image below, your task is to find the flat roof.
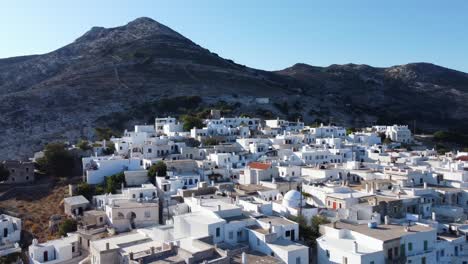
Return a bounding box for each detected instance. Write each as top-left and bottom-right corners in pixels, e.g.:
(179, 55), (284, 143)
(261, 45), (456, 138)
(92, 232), (149, 251)
(257, 216), (295, 226)
(317, 236), (380, 255)
(324, 222), (434, 242)
(111, 200), (158, 208)
(64, 195), (89, 205)
(268, 238), (308, 251)
(231, 250), (283, 264)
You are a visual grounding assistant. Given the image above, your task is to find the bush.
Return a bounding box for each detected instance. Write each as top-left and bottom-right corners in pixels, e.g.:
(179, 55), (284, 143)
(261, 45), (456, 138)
(184, 138), (201, 148)
(95, 127), (118, 141)
(75, 183), (94, 200)
(58, 219), (77, 236)
(383, 138), (393, 145)
(346, 127), (356, 135)
(77, 140), (92, 151)
(102, 142), (116, 155)
(104, 172), (126, 194)
(148, 161), (167, 179)
(0, 164), (10, 182)
(181, 115), (204, 131)
(203, 138), (219, 146)
(36, 142), (75, 178)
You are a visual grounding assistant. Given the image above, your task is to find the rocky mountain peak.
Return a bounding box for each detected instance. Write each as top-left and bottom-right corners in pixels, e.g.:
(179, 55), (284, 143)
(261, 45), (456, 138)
(71, 17), (186, 53)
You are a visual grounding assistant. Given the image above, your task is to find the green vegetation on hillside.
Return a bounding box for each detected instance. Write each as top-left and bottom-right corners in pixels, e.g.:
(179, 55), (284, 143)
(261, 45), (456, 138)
(0, 164), (10, 182)
(36, 143), (75, 178)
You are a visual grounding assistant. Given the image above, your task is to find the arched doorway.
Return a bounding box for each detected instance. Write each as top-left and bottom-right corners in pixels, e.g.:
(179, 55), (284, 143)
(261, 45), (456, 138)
(127, 212), (137, 229)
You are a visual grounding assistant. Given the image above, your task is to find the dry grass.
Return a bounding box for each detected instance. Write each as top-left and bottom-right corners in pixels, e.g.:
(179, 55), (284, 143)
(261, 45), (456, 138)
(0, 184), (68, 242)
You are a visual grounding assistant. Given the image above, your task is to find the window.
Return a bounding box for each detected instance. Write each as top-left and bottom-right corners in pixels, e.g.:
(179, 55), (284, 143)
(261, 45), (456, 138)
(257, 238), (260, 246)
(144, 211), (151, 218)
(285, 230), (291, 237)
(216, 227), (220, 237)
(424, 240), (428, 251)
(388, 248), (393, 260)
(370, 262), (374, 264)
(394, 246), (399, 257)
(408, 242), (413, 251)
(72, 245), (75, 253)
(296, 257), (301, 264)
(422, 256), (426, 264)
(228, 231), (233, 240)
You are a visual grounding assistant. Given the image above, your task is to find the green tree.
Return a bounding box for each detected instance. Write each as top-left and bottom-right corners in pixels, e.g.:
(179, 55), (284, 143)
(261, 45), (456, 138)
(75, 183), (94, 200)
(148, 161), (167, 179)
(346, 127), (356, 135)
(181, 115), (204, 131)
(77, 140), (92, 151)
(104, 172), (126, 194)
(203, 138), (219, 146)
(383, 138), (393, 145)
(0, 164), (9, 182)
(95, 127), (117, 141)
(58, 219), (77, 236)
(102, 141), (116, 155)
(184, 138), (201, 148)
(310, 215), (330, 236)
(36, 143), (75, 177)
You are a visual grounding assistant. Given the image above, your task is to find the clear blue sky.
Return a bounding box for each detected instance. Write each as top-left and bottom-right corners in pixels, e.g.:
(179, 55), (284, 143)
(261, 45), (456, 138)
(2, 0), (468, 72)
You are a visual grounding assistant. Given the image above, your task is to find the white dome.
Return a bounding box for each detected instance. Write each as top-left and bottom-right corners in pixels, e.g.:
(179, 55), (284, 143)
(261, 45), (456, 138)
(282, 190), (305, 208)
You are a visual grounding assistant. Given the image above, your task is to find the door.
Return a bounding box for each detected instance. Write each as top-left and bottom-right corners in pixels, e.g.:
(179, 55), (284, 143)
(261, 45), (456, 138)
(291, 229), (295, 241)
(333, 202), (337, 209)
(44, 251), (48, 262)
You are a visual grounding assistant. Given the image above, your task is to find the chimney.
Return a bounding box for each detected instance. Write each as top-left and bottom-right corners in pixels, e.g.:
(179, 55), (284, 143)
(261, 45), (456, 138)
(106, 242), (110, 250)
(332, 221), (337, 229)
(241, 252), (248, 264)
(384, 215), (390, 225)
(151, 246), (155, 254)
(365, 183), (369, 193)
(268, 221), (272, 233)
(432, 212), (437, 221)
(217, 204), (221, 211)
(129, 252), (134, 260)
(423, 182), (428, 189)
(353, 241), (358, 253)
(405, 225), (410, 232)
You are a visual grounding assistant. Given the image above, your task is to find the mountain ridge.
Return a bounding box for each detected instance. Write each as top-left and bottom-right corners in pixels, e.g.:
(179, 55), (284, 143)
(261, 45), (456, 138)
(0, 17), (467, 159)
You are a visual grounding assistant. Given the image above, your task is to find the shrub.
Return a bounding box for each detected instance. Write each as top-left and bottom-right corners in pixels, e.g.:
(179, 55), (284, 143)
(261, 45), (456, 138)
(148, 161), (167, 179)
(203, 138), (219, 146)
(36, 142), (74, 178)
(75, 183), (94, 200)
(0, 164), (9, 182)
(181, 115), (204, 131)
(95, 127), (118, 141)
(77, 140), (92, 151)
(104, 172), (126, 194)
(102, 142), (116, 155)
(58, 219), (77, 236)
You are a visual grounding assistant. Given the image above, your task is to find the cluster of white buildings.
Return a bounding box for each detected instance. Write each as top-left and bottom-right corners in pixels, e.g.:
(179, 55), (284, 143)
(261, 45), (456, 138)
(9, 114), (468, 264)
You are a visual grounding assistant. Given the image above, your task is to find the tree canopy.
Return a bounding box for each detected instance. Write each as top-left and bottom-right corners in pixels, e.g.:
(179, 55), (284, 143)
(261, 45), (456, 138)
(58, 219), (77, 237)
(148, 161), (167, 178)
(0, 164), (10, 182)
(36, 142), (75, 177)
(181, 115), (204, 131)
